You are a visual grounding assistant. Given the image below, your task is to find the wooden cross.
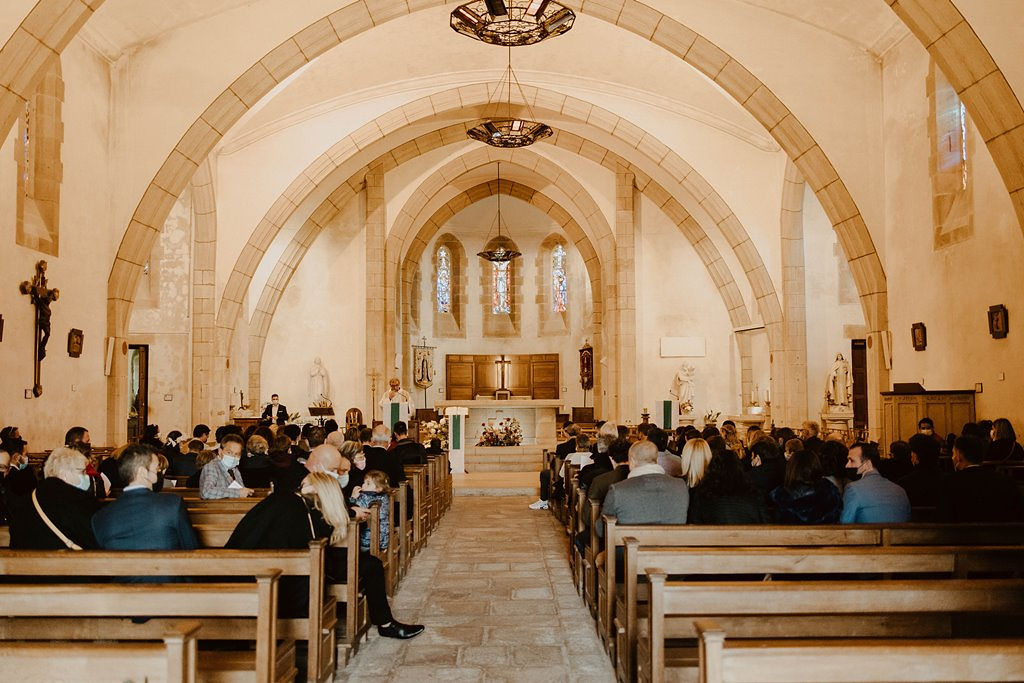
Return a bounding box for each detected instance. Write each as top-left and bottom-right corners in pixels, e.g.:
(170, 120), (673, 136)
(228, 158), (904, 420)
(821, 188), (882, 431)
(494, 354), (512, 389)
(18, 260), (59, 397)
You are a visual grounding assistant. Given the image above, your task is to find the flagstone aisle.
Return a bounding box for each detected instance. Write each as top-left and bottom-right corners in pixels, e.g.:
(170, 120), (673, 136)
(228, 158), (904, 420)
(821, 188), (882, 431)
(336, 496), (615, 682)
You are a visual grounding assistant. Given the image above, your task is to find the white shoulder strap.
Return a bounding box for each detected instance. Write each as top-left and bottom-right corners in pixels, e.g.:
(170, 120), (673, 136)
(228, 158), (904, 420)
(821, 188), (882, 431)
(31, 488), (83, 550)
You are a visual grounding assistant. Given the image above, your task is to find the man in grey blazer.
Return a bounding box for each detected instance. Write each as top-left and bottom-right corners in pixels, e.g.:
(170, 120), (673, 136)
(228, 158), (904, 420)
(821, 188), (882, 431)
(599, 440), (689, 537)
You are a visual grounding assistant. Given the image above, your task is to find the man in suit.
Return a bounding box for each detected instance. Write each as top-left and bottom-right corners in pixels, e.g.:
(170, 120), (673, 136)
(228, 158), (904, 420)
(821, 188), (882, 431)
(938, 436), (1022, 522)
(92, 444), (198, 550)
(800, 421), (824, 453)
(261, 393), (288, 423)
(364, 424), (406, 489)
(840, 442), (911, 523)
(392, 421), (427, 466)
(598, 440), (689, 537)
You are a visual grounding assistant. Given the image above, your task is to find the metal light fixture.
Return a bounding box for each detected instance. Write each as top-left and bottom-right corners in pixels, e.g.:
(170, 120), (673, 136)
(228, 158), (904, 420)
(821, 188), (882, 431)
(466, 42), (553, 148)
(477, 162), (522, 263)
(451, 0), (575, 47)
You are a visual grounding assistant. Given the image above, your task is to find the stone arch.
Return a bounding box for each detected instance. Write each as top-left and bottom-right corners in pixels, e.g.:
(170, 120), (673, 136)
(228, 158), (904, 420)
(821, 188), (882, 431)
(885, 0), (1024, 231)
(190, 159), (219, 426)
(99, 0), (906, 437)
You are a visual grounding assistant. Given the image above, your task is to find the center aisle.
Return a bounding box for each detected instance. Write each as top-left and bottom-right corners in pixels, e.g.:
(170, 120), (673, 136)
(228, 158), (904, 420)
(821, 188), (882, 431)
(337, 496), (615, 682)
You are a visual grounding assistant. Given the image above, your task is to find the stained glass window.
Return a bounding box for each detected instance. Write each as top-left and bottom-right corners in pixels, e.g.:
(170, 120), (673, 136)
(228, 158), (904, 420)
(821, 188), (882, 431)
(552, 244), (567, 312)
(436, 246), (452, 313)
(958, 101), (968, 190)
(492, 261), (511, 314)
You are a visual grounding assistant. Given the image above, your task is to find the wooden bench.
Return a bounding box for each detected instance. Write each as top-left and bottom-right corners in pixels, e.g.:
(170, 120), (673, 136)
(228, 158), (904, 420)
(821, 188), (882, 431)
(0, 621), (201, 682)
(0, 572), (293, 683)
(695, 623), (1024, 683)
(641, 577), (1024, 683)
(0, 542), (337, 681)
(616, 543), (1024, 681)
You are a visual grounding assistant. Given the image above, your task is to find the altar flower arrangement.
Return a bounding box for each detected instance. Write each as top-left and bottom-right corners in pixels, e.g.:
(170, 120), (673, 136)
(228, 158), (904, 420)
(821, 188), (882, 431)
(680, 399), (693, 414)
(420, 417), (449, 450)
(703, 410), (720, 426)
(477, 417), (523, 447)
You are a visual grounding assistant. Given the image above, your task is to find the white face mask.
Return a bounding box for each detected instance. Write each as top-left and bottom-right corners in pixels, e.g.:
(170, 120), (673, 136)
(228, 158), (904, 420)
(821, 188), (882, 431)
(321, 467), (349, 488)
(339, 473), (350, 488)
(222, 455), (240, 469)
(76, 473), (92, 491)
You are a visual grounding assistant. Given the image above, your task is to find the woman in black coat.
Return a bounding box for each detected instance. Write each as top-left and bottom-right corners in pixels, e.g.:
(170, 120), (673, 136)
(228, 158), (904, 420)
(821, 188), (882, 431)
(689, 450), (766, 525)
(9, 447), (99, 549)
(769, 449), (842, 524)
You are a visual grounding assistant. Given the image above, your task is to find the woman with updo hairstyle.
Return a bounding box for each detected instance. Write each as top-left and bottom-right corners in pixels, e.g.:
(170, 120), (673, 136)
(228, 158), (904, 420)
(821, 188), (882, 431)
(9, 447), (100, 549)
(769, 449), (842, 524)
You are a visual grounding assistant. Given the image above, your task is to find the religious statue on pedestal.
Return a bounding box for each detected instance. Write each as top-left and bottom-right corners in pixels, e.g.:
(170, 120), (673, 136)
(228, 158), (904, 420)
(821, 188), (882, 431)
(669, 363), (695, 413)
(308, 356), (331, 405)
(825, 353), (853, 407)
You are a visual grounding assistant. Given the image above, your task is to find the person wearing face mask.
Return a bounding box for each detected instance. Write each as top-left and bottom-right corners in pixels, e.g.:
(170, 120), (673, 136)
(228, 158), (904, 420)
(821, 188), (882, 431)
(199, 434), (254, 499)
(261, 393), (288, 424)
(227, 448), (424, 639)
(92, 445), (198, 550)
(839, 442), (911, 524)
(1, 436), (38, 498)
(8, 447), (100, 549)
(917, 417), (944, 446)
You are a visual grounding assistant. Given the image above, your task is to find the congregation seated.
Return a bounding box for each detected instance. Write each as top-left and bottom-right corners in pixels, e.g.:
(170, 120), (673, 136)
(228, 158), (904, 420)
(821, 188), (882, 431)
(8, 446), (99, 549)
(987, 417), (1024, 461)
(938, 435), (1023, 522)
(680, 437), (713, 491)
(769, 449), (842, 524)
(199, 434), (254, 499)
(688, 449), (766, 524)
(599, 441), (688, 534)
(898, 434), (944, 508)
(363, 425), (406, 490)
(745, 438), (785, 506)
(840, 442), (911, 523)
(390, 421), (427, 466)
(530, 421), (580, 510)
(350, 469), (391, 553)
(238, 434), (274, 489)
(650, 427), (682, 477)
(579, 432), (614, 491)
(800, 420), (823, 452)
(169, 437), (204, 479)
(819, 439), (850, 494)
(586, 438), (630, 508)
(879, 439), (914, 481)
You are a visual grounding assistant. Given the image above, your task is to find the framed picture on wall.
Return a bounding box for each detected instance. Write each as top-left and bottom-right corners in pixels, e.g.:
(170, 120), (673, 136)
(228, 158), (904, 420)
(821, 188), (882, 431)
(988, 305), (1009, 339)
(911, 322), (927, 351)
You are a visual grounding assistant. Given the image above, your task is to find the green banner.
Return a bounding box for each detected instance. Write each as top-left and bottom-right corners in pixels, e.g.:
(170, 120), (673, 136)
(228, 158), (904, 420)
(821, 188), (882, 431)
(451, 414), (462, 450)
(663, 401), (672, 429)
(390, 402), (400, 429)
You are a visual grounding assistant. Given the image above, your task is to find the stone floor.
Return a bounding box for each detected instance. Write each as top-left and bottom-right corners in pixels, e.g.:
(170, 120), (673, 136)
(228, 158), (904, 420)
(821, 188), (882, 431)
(335, 496), (615, 682)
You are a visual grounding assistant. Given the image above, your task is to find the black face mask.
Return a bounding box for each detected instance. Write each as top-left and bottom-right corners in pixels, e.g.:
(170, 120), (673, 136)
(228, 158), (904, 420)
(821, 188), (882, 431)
(844, 467), (861, 481)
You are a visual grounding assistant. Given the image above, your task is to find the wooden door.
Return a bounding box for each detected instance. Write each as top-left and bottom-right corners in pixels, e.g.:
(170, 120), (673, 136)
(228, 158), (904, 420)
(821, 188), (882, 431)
(128, 344), (149, 443)
(851, 339), (867, 430)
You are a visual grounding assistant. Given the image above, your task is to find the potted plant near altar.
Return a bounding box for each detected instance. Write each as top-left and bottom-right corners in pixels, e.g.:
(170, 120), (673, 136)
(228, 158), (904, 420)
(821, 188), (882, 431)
(476, 418), (524, 447)
(420, 417), (449, 450)
(703, 410), (720, 428)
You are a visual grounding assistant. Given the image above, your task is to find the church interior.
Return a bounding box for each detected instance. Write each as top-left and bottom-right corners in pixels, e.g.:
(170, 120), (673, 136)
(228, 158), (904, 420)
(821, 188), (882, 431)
(1, 1), (1024, 681)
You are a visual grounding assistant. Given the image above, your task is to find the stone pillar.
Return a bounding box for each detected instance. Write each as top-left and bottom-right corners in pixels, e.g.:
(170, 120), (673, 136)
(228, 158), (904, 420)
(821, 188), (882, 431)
(365, 163), (387, 420)
(779, 161), (809, 425)
(615, 165), (638, 421)
(191, 161), (217, 427)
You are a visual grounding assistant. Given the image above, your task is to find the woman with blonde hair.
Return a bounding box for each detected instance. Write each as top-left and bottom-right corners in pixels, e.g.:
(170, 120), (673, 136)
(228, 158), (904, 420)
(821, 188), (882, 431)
(680, 438), (714, 488)
(9, 446), (99, 549)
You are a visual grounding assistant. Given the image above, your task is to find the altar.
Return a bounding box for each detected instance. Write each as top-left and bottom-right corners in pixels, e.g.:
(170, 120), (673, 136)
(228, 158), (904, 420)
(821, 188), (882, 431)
(436, 398), (562, 472)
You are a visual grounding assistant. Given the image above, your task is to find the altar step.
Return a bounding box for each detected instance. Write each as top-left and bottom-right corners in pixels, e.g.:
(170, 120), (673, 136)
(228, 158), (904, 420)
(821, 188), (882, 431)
(464, 445), (544, 473)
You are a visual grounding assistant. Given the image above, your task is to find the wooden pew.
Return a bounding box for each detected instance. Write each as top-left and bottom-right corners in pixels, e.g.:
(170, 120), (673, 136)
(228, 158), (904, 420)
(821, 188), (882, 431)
(0, 621), (201, 683)
(0, 572), (292, 683)
(616, 543), (1024, 682)
(641, 576), (1024, 683)
(695, 622), (1024, 683)
(0, 544), (336, 682)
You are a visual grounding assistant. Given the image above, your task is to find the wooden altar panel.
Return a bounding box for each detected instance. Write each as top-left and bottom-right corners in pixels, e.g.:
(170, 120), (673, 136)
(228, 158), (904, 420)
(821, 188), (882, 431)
(446, 353), (559, 400)
(880, 390), (976, 446)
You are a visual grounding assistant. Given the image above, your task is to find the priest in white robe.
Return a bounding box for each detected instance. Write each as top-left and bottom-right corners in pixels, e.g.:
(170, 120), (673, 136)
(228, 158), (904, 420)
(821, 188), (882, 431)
(379, 377), (415, 430)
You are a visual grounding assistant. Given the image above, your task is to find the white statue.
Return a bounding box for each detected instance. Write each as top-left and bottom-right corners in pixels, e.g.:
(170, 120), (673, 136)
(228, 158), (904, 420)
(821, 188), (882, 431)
(308, 357), (331, 405)
(825, 353), (853, 407)
(669, 363), (696, 405)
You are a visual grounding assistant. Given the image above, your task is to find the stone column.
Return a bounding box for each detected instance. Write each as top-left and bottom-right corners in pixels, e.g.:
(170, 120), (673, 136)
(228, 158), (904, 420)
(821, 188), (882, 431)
(365, 163), (387, 420)
(615, 165), (638, 421)
(779, 161), (809, 425)
(191, 160), (218, 427)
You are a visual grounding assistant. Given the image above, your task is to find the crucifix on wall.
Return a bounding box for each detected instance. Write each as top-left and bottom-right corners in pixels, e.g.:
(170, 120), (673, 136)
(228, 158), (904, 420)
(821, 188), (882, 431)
(19, 260), (59, 397)
(494, 354), (512, 391)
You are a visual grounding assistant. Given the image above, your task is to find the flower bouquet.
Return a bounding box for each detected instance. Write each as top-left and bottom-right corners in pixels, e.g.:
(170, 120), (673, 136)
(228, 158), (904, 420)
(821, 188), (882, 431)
(420, 417), (449, 450)
(476, 417), (523, 447)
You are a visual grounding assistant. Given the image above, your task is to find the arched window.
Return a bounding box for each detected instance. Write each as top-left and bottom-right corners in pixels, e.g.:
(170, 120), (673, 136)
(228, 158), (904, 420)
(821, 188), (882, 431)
(551, 244), (567, 312)
(492, 261), (511, 314)
(928, 62), (973, 248)
(436, 245), (452, 313)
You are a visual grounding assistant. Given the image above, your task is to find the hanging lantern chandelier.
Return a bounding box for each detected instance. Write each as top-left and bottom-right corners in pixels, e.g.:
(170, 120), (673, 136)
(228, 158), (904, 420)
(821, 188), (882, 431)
(466, 46), (553, 148)
(451, 0), (575, 48)
(477, 162), (522, 263)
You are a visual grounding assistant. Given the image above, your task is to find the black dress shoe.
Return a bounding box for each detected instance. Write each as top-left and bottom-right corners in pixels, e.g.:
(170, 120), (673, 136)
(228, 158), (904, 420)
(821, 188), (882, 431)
(377, 621), (425, 639)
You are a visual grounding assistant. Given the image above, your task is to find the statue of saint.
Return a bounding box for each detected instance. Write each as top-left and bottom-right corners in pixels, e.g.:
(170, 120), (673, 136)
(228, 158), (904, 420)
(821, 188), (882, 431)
(669, 364), (696, 406)
(825, 353), (853, 407)
(308, 357), (331, 405)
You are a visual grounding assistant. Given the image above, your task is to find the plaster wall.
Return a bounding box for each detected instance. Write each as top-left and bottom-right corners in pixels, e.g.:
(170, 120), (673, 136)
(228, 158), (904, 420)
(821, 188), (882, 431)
(411, 198), (594, 414)
(635, 194), (740, 423)
(882, 32), (1024, 427)
(954, 0), (1024, 104)
(0, 39), (114, 447)
(0, 2), (37, 46)
(260, 199), (366, 419)
(803, 185), (866, 420)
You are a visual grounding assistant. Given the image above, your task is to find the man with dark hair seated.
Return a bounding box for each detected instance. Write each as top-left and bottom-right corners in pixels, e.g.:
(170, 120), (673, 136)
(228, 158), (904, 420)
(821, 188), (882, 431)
(392, 421), (427, 465)
(840, 442), (911, 523)
(529, 422), (580, 510)
(938, 436), (1023, 522)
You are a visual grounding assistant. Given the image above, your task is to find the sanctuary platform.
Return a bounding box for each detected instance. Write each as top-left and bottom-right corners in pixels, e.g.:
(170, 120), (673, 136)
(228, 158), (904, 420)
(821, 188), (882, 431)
(436, 398), (560, 473)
